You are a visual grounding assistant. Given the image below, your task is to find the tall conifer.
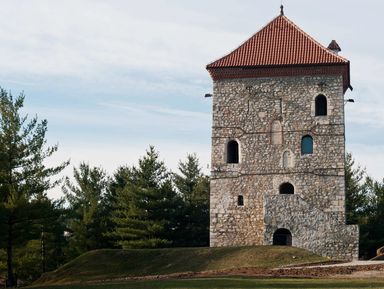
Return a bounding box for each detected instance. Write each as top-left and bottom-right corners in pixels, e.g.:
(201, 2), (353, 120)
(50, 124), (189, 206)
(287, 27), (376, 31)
(109, 146), (178, 248)
(0, 89), (68, 287)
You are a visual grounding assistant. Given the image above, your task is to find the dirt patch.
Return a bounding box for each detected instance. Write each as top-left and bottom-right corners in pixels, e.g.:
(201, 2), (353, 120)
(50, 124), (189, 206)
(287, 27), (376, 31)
(198, 264), (384, 279)
(334, 270), (384, 279)
(85, 264), (384, 284)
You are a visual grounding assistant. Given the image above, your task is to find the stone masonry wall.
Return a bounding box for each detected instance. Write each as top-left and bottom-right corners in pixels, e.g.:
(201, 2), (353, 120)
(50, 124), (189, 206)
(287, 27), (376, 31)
(264, 195), (359, 260)
(210, 74), (359, 260)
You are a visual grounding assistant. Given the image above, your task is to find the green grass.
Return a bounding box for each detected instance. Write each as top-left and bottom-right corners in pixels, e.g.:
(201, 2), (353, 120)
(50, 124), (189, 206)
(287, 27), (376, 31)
(34, 246), (328, 285)
(29, 277), (384, 289)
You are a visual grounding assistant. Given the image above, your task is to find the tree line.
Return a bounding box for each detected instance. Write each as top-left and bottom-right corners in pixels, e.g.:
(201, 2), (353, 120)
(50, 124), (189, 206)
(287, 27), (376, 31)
(0, 90), (209, 287)
(1, 89), (384, 287)
(345, 153), (384, 259)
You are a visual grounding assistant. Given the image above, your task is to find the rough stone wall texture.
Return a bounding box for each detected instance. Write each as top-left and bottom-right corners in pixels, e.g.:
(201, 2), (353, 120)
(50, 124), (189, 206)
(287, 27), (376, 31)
(264, 195), (359, 260)
(210, 75), (359, 260)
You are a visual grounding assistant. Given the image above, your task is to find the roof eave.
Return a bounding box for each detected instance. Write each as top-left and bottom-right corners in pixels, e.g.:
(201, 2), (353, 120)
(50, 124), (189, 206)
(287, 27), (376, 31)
(206, 62), (349, 71)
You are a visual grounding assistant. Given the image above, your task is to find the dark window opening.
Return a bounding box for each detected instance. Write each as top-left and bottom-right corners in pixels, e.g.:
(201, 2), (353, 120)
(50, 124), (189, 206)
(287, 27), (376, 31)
(279, 182), (294, 194)
(301, 135), (313, 155)
(315, 94), (327, 116)
(237, 195), (244, 206)
(227, 140), (239, 163)
(273, 228), (292, 246)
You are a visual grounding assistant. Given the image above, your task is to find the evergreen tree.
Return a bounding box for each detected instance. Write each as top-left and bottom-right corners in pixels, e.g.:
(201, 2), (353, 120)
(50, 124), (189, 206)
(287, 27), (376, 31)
(13, 196), (67, 283)
(0, 89), (68, 287)
(63, 163), (110, 257)
(109, 146), (178, 248)
(173, 154), (209, 247)
(345, 152), (367, 224)
(359, 177), (384, 258)
(30, 195), (68, 274)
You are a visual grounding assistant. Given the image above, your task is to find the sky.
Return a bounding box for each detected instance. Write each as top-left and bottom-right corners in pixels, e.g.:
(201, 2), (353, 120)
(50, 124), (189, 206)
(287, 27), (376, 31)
(0, 0), (383, 198)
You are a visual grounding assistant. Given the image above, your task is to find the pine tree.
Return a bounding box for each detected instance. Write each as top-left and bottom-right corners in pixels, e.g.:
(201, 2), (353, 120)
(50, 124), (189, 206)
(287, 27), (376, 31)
(345, 152), (367, 224)
(359, 177), (384, 258)
(12, 195), (67, 282)
(173, 154), (209, 247)
(109, 146), (178, 248)
(63, 163), (110, 257)
(0, 89), (68, 287)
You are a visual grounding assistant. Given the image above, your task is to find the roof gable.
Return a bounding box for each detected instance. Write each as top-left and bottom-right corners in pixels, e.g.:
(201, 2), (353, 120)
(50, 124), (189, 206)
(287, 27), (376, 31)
(207, 15), (348, 68)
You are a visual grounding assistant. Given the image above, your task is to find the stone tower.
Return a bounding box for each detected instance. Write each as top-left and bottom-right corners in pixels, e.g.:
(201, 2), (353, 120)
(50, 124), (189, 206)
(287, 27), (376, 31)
(206, 9), (359, 260)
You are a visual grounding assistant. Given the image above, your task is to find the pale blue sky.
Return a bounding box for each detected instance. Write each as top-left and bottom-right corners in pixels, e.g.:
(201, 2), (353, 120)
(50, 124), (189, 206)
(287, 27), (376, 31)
(0, 0), (383, 198)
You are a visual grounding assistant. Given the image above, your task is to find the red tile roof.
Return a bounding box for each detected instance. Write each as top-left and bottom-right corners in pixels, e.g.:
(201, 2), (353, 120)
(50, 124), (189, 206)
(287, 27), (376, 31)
(207, 15), (349, 69)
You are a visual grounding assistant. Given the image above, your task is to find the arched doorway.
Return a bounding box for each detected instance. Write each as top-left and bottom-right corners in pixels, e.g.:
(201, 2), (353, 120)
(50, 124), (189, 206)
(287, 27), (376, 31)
(273, 228), (292, 246)
(279, 182), (294, 194)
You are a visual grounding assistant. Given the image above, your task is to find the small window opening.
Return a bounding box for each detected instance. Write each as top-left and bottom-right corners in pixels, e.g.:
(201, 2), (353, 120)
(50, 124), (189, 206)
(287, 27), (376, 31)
(279, 182), (294, 194)
(227, 140), (239, 163)
(273, 228), (292, 246)
(237, 195), (244, 206)
(301, 135), (313, 155)
(315, 94), (327, 116)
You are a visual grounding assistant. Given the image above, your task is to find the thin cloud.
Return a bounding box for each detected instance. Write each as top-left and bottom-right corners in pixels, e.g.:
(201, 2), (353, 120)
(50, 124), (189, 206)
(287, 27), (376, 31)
(99, 101), (210, 119)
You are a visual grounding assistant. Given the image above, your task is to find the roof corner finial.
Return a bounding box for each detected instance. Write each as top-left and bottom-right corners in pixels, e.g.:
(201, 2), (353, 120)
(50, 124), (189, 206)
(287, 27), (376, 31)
(280, 4), (284, 16)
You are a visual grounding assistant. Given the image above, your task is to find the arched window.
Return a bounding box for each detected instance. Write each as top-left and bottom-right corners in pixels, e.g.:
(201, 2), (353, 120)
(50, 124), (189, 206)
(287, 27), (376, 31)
(315, 94), (327, 116)
(237, 195), (244, 206)
(301, 135), (313, 155)
(271, 120), (282, 145)
(279, 182), (294, 194)
(273, 228), (292, 246)
(227, 140), (239, 163)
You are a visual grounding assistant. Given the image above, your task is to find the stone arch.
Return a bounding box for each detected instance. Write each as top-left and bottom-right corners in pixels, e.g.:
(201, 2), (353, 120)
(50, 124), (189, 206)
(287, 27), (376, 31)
(271, 120), (282, 145)
(279, 182), (294, 194)
(226, 139), (239, 163)
(273, 228), (292, 246)
(315, 94), (327, 116)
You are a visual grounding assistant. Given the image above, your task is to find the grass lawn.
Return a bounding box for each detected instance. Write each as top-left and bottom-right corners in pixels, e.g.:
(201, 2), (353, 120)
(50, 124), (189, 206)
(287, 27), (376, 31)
(28, 277), (384, 289)
(36, 246), (329, 285)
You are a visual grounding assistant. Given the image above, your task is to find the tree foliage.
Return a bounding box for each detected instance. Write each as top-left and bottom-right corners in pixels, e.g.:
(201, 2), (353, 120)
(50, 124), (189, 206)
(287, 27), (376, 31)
(63, 163), (110, 257)
(359, 177), (384, 258)
(344, 152), (384, 259)
(173, 154), (209, 247)
(345, 152), (367, 224)
(0, 89), (68, 287)
(109, 146), (179, 249)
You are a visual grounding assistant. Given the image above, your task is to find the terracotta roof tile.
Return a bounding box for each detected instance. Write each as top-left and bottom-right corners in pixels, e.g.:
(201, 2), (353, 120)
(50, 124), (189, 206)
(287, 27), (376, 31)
(207, 15), (348, 68)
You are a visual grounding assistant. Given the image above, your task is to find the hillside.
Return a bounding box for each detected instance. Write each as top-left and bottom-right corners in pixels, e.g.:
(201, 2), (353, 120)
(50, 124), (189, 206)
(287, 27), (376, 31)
(35, 246), (329, 285)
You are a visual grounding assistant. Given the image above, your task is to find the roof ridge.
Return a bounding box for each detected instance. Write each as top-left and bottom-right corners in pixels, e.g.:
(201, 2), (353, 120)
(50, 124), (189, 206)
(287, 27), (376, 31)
(206, 14), (349, 69)
(280, 15), (348, 63)
(206, 14), (283, 68)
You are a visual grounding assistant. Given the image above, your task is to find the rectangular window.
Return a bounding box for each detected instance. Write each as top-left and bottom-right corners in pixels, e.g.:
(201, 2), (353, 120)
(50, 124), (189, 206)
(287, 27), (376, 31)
(237, 195), (244, 206)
